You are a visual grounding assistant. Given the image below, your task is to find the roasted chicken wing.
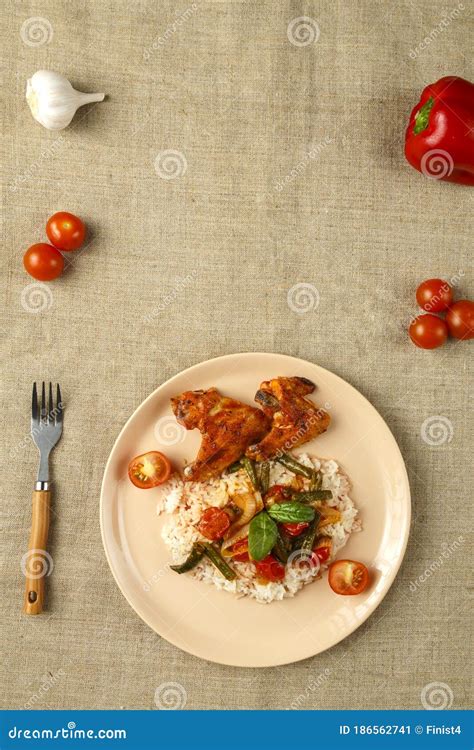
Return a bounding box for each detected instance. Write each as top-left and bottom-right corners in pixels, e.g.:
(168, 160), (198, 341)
(171, 388), (270, 482)
(245, 376), (330, 461)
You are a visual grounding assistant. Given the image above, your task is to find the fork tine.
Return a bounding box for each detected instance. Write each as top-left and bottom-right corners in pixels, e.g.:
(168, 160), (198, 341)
(32, 382), (39, 423)
(48, 382), (53, 423)
(41, 381), (46, 422)
(56, 383), (63, 423)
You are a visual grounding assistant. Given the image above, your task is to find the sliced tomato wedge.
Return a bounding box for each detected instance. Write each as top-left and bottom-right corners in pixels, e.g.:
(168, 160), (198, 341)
(281, 521), (310, 537)
(128, 451), (172, 489)
(255, 555), (285, 582)
(328, 560), (370, 595)
(314, 545), (331, 563)
(264, 485), (293, 504)
(229, 538), (250, 562)
(197, 507), (231, 541)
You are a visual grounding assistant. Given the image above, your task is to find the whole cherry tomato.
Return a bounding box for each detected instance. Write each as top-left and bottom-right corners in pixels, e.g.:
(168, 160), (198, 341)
(446, 300), (474, 340)
(255, 555), (286, 582)
(409, 314), (448, 349)
(416, 278), (453, 313)
(46, 211), (86, 251)
(128, 451), (172, 489)
(197, 507), (231, 541)
(23, 243), (64, 281)
(281, 521), (310, 537)
(328, 560), (370, 595)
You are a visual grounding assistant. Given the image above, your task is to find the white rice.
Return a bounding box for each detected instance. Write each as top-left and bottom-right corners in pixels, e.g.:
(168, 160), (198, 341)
(156, 453), (360, 603)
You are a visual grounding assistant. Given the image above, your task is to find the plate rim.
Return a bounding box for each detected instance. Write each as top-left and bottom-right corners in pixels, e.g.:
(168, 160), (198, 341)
(100, 352), (411, 667)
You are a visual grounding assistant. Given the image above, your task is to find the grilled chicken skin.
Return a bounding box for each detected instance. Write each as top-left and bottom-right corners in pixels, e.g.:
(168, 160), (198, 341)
(171, 388), (270, 482)
(245, 376), (330, 461)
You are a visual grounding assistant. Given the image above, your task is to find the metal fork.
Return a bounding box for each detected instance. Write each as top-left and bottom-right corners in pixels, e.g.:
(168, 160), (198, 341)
(23, 383), (63, 615)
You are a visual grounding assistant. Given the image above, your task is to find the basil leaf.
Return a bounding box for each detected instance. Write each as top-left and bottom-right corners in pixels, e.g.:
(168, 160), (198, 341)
(248, 511), (278, 562)
(268, 502), (315, 523)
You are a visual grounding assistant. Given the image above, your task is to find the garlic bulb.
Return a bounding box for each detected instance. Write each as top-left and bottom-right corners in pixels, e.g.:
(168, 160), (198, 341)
(26, 70), (105, 131)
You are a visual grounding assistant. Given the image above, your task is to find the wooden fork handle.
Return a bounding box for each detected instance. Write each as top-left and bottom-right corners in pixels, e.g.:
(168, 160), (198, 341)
(23, 490), (51, 615)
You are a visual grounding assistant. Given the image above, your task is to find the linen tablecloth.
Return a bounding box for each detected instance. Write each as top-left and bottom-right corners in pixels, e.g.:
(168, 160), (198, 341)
(2, 0), (472, 709)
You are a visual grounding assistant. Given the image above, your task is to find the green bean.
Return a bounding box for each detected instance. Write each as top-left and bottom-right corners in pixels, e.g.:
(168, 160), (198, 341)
(309, 470), (322, 490)
(170, 543), (205, 573)
(258, 461), (270, 495)
(300, 514), (321, 551)
(203, 544), (237, 580)
(272, 530), (292, 564)
(276, 453), (314, 479)
(242, 456), (260, 491)
(292, 490), (333, 503)
(227, 459), (243, 474)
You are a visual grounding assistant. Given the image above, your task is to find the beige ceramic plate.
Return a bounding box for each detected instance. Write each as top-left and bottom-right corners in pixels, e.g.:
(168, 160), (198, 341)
(100, 353), (410, 667)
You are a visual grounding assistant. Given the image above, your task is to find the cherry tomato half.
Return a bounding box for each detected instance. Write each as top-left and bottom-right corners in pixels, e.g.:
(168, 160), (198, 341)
(409, 314), (448, 349)
(255, 555), (286, 582)
(281, 521), (310, 537)
(23, 243), (64, 281)
(197, 507), (231, 541)
(128, 451), (172, 489)
(46, 211), (86, 251)
(416, 278), (453, 313)
(446, 300), (474, 341)
(328, 560), (370, 595)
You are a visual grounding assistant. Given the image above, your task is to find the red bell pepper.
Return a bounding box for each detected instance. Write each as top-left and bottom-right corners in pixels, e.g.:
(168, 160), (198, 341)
(405, 76), (474, 186)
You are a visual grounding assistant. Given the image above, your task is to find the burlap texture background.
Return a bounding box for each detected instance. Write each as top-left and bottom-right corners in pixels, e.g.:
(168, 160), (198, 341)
(2, 0), (472, 709)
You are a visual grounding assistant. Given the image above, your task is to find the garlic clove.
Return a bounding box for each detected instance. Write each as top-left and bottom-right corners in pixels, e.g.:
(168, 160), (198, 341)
(26, 70), (105, 131)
